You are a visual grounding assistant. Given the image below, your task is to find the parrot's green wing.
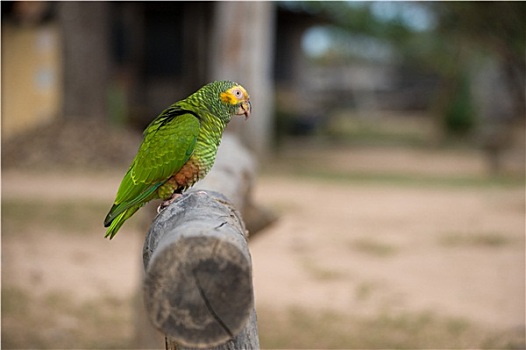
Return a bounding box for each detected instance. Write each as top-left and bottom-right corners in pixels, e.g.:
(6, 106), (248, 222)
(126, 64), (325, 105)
(104, 108), (200, 235)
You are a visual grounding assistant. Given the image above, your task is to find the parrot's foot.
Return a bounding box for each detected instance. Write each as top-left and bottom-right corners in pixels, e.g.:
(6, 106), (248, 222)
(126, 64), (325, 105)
(157, 193), (182, 213)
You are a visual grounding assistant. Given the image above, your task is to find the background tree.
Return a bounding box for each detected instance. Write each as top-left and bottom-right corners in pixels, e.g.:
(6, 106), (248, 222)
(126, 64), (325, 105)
(58, 2), (110, 120)
(287, 1), (525, 139)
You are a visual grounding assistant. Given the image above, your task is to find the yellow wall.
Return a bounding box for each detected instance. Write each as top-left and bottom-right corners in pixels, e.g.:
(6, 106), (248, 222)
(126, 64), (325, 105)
(2, 23), (62, 139)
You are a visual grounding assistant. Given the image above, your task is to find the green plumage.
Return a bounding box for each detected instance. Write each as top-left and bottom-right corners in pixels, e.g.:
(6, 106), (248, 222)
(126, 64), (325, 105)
(104, 81), (251, 239)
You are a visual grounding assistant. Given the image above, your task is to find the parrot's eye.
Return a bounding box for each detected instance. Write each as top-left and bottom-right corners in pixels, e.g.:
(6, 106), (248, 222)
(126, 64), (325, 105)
(233, 89), (243, 100)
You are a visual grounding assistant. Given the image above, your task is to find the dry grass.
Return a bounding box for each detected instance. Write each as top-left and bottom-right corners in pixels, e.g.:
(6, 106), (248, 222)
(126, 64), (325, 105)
(439, 231), (512, 248)
(350, 237), (399, 257)
(2, 286), (133, 349)
(258, 306), (525, 349)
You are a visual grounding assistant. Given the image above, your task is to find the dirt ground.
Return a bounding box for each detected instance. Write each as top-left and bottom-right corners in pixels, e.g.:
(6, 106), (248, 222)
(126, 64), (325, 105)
(252, 177), (524, 328)
(2, 145), (525, 348)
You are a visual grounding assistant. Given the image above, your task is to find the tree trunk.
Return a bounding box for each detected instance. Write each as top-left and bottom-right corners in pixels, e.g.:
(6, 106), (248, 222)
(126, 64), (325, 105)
(209, 2), (276, 158)
(57, 2), (110, 119)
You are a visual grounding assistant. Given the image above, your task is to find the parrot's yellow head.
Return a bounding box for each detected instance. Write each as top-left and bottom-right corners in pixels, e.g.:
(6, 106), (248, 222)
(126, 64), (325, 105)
(220, 84), (251, 119)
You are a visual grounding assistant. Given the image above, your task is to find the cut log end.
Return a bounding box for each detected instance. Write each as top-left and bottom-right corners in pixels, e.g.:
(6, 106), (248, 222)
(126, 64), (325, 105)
(143, 208), (254, 348)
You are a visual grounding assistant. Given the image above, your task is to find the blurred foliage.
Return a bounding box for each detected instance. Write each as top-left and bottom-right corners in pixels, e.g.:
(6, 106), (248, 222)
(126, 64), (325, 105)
(285, 1), (525, 72)
(431, 2), (525, 65)
(282, 1), (525, 137)
(442, 70), (476, 136)
(283, 1), (415, 46)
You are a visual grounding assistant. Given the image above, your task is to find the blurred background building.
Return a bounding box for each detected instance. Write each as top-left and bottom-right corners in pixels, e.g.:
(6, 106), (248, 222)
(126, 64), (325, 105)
(2, 1), (525, 166)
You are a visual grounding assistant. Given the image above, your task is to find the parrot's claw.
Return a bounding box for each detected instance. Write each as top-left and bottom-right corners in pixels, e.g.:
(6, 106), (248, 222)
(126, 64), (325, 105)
(157, 193), (182, 213)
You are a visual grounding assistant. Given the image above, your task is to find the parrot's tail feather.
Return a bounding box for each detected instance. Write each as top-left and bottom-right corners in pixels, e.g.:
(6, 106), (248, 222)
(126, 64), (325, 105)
(104, 206), (140, 239)
(105, 216), (126, 239)
(104, 204), (119, 227)
(104, 184), (162, 228)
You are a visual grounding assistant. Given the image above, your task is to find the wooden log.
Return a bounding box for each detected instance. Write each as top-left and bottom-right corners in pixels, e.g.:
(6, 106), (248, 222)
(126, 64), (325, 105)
(193, 134), (278, 238)
(143, 190), (259, 349)
(192, 134), (255, 211)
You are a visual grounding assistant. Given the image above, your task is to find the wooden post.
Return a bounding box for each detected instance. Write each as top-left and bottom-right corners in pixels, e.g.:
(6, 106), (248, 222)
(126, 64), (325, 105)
(209, 1), (275, 157)
(142, 190), (259, 349)
(57, 2), (110, 120)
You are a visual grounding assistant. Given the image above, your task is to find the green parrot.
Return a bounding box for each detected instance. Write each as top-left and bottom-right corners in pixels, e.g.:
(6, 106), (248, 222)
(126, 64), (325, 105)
(104, 80), (251, 239)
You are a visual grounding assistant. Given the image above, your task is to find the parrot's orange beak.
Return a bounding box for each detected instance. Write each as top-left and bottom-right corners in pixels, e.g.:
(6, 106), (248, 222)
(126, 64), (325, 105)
(236, 100), (251, 119)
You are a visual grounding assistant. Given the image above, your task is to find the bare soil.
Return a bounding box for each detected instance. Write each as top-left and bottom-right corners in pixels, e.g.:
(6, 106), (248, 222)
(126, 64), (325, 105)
(2, 145), (525, 348)
(251, 176), (525, 330)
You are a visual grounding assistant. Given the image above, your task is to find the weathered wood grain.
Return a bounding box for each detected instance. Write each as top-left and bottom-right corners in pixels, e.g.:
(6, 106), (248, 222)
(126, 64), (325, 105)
(143, 190), (259, 349)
